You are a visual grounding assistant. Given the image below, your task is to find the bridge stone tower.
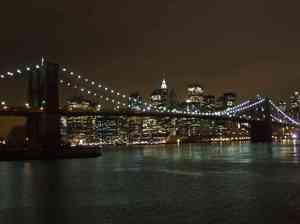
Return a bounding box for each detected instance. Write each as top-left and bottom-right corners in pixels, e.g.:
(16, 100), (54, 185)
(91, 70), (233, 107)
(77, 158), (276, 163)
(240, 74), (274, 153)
(27, 59), (60, 150)
(250, 97), (272, 143)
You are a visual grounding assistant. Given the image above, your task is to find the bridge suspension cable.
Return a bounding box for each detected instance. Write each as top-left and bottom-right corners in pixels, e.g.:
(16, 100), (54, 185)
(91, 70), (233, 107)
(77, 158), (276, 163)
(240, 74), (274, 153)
(60, 67), (157, 111)
(224, 98), (265, 115)
(269, 100), (300, 126)
(59, 78), (131, 110)
(0, 65), (37, 80)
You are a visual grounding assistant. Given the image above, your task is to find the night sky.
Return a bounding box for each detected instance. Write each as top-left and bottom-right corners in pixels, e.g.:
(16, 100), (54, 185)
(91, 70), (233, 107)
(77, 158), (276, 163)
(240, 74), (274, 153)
(1, 0), (300, 135)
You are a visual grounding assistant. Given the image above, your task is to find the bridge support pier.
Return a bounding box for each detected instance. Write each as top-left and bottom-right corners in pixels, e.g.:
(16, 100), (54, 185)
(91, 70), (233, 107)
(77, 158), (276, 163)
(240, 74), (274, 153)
(27, 60), (60, 150)
(27, 67), (42, 149)
(250, 97), (273, 143)
(250, 120), (272, 143)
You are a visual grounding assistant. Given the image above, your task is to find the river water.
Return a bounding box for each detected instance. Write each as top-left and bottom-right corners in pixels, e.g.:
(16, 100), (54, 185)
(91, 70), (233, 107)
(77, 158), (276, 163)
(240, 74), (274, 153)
(1, 143), (300, 223)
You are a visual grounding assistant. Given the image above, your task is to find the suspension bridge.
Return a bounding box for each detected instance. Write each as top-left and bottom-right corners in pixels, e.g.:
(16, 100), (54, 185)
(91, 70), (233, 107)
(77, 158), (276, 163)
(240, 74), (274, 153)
(0, 59), (299, 152)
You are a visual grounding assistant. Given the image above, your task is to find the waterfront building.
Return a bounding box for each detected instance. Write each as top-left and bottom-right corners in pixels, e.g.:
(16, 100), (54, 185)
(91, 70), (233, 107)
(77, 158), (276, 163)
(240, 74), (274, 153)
(62, 97), (98, 146)
(141, 117), (169, 144)
(128, 116), (143, 143)
(96, 116), (128, 145)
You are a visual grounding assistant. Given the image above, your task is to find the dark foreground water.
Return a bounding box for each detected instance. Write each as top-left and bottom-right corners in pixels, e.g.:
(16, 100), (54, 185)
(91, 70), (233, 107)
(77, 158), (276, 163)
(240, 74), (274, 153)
(1, 143), (300, 223)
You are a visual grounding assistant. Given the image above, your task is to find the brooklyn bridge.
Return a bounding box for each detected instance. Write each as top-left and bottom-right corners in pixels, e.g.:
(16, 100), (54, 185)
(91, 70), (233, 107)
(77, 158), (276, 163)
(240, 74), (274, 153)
(0, 59), (299, 152)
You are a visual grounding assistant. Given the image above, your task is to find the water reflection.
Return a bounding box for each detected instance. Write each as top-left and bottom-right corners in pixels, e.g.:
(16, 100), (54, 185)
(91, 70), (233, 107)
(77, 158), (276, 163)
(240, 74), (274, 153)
(1, 143), (300, 223)
(141, 142), (300, 165)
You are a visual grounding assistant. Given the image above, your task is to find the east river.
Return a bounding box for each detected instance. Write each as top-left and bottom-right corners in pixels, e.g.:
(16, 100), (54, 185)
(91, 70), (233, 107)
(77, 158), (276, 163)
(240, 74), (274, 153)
(1, 143), (300, 223)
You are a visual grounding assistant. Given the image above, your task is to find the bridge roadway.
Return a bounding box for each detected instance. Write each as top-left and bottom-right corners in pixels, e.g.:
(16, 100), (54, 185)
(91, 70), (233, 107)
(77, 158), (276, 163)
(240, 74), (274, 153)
(0, 108), (293, 127)
(0, 108), (243, 119)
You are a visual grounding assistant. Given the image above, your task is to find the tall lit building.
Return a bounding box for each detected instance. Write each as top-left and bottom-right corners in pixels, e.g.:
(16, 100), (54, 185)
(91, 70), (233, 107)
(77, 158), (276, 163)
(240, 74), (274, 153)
(150, 76), (169, 108)
(186, 83), (204, 103)
(224, 92), (237, 108)
(203, 95), (216, 111)
(129, 92), (143, 111)
(185, 83), (204, 111)
(168, 88), (179, 110)
(215, 93), (237, 110)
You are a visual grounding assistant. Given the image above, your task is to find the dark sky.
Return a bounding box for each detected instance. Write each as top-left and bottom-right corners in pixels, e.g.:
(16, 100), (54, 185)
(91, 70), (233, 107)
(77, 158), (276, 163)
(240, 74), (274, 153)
(1, 0), (300, 104)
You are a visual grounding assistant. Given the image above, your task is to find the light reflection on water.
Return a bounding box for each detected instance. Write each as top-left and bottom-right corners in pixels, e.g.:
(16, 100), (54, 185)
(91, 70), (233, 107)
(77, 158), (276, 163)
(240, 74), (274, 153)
(1, 142), (300, 223)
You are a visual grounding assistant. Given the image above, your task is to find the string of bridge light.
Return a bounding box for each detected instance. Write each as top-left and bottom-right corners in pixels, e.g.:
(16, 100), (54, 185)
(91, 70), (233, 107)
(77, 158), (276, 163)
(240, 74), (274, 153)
(223, 100), (251, 115)
(59, 66), (256, 116)
(0, 64), (46, 80)
(59, 78), (207, 114)
(63, 82), (230, 116)
(0, 100), (9, 110)
(60, 67), (158, 111)
(59, 78), (135, 110)
(224, 98), (265, 116)
(269, 100), (300, 125)
(270, 114), (288, 125)
(269, 100), (300, 126)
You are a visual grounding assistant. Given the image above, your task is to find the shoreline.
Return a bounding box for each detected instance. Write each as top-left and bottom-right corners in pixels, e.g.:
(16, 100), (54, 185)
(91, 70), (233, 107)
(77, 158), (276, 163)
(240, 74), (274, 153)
(0, 146), (102, 161)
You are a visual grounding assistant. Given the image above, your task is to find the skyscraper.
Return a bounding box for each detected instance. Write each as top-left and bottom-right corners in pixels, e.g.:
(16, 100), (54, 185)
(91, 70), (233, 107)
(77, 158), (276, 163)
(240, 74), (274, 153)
(203, 95), (216, 111)
(217, 92), (237, 109)
(150, 76), (169, 109)
(129, 92), (143, 111)
(185, 83), (204, 112)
